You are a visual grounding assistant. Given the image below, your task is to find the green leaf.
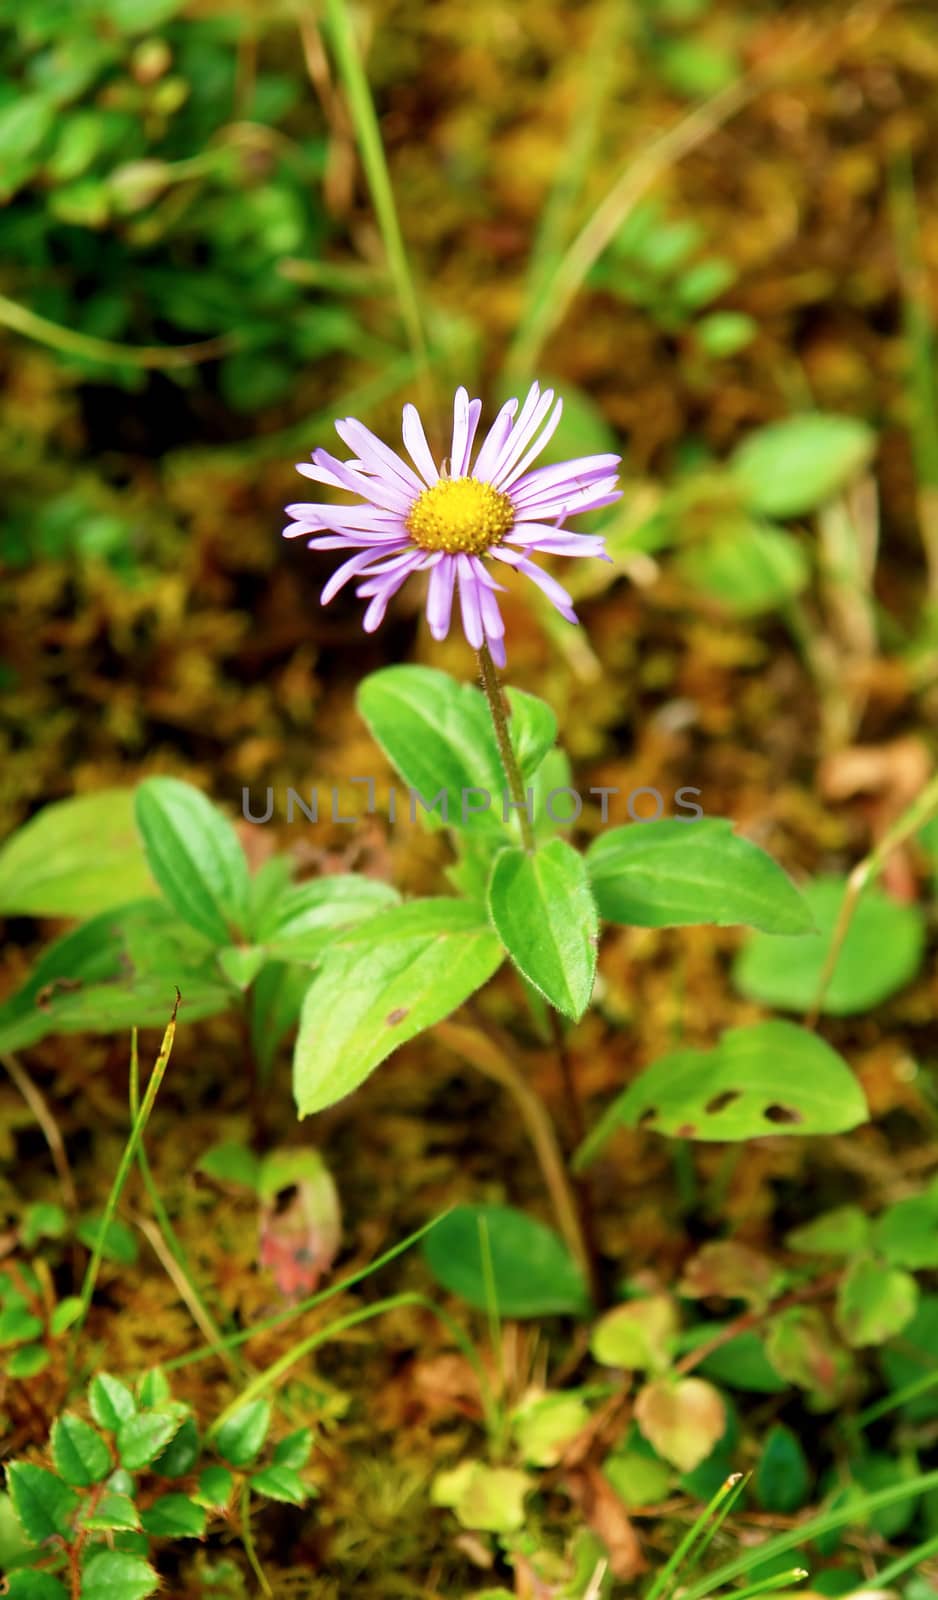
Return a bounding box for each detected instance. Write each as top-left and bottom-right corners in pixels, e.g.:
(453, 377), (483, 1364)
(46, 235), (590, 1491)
(50, 1298), (83, 1338)
(0, 791), (153, 917)
(357, 666), (506, 837)
(590, 1295), (678, 1373)
(786, 1205), (871, 1257)
(152, 1414), (199, 1477)
(216, 945), (266, 990)
(587, 818), (812, 932)
(677, 523), (809, 615)
(6, 1462), (79, 1544)
(504, 689), (558, 778)
(193, 1466), (234, 1507)
(755, 1425), (811, 1512)
(432, 1461), (531, 1534)
(139, 1493), (207, 1538)
(487, 839), (597, 1018)
(422, 1204), (591, 1318)
(77, 1215), (138, 1266)
(733, 876), (925, 1015)
(253, 876), (400, 960)
(293, 900), (503, 1116)
(116, 1405), (188, 1470)
(729, 414), (876, 518)
(690, 1328), (788, 1393)
(7, 1345), (50, 1379)
(577, 1021), (868, 1162)
(22, 1202), (67, 1246)
(79, 1492), (141, 1533)
(694, 311), (757, 358)
(135, 1368), (170, 1407)
(873, 1195), (938, 1269)
(836, 1258), (918, 1347)
(79, 1550), (159, 1600)
(89, 1373), (137, 1432)
(251, 960), (313, 1075)
(879, 1294), (938, 1420)
(134, 777), (251, 945)
(0, 1303), (44, 1347)
(512, 1393), (591, 1467)
(7, 1574), (70, 1600)
(51, 1414), (112, 1486)
(249, 1465), (307, 1505)
(214, 1400), (271, 1468)
(273, 1428), (313, 1470)
(197, 1142), (261, 1190)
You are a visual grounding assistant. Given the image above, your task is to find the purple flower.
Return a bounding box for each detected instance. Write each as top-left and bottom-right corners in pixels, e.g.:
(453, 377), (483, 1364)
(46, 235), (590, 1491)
(283, 382), (621, 666)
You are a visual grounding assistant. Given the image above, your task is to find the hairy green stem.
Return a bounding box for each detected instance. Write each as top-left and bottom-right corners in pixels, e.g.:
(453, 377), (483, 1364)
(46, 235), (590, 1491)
(476, 642), (536, 853)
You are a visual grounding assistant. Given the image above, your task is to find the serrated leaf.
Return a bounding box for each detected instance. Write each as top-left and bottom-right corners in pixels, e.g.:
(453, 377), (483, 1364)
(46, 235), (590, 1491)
(152, 1414), (199, 1477)
(729, 414), (876, 517)
(836, 1257), (919, 1347)
(214, 1399), (271, 1467)
(0, 790), (153, 917)
(587, 818), (812, 932)
(634, 1378), (725, 1472)
(134, 777), (250, 945)
(249, 1465), (307, 1505)
(7, 1462), (79, 1544)
(89, 1373), (137, 1432)
(117, 1405), (188, 1470)
(273, 1428), (313, 1470)
(79, 1549), (159, 1600)
(577, 1021), (868, 1163)
(139, 1493), (207, 1538)
(422, 1204), (590, 1318)
(293, 899), (502, 1116)
(51, 1414), (112, 1486)
(7, 1574), (70, 1599)
(79, 1492), (141, 1533)
(194, 1465), (234, 1507)
(487, 839), (597, 1019)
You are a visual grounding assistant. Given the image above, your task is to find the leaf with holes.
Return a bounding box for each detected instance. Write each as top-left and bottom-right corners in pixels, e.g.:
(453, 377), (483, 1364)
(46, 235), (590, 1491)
(293, 900), (503, 1115)
(733, 876), (925, 1016)
(487, 838), (597, 1018)
(587, 818), (812, 933)
(423, 1204), (591, 1318)
(576, 1021), (867, 1166)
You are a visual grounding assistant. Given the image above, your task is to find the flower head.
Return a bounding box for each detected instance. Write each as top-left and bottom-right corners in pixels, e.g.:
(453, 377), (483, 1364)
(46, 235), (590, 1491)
(283, 382), (621, 666)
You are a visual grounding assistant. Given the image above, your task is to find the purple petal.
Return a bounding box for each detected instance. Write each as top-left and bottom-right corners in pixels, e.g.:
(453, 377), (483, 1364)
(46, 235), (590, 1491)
(321, 547), (400, 605)
(471, 397), (519, 482)
(486, 631), (507, 668)
(510, 453), (621, 501)
(401, 404), (440, 485)
(519, 483), (622, 520)
(491, 386), (558, 488)
(359, 555), (423, 631)
(426, 554), (457, 639)
(310, 448), (413, 513)
(334, 418), (424, 496)
(501, 395), (565, 488)
(506, 524), (609, 557)
(456, 553), (485, 648)
(285, 501), (401, 531)
(477, 580), (506, 643)
(467, 555), (507, 592)
(450, 387), (484, 477)
(514, 556), (578, 622)
(283, 521), (317, 539)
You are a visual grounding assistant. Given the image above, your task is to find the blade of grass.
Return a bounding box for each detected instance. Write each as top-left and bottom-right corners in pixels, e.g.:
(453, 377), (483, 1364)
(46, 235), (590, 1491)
(889, 148), (938, 603)
(643, 1474), (745, 1600)
(316, 0), (431, 408)
(75, 998), (179, 1331)
(0, 291), (234, 370)
(851, 1531), (938, 1592)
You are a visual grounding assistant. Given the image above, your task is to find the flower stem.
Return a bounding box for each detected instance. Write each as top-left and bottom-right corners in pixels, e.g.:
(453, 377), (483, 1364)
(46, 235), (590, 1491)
(476, 642), (536, 853)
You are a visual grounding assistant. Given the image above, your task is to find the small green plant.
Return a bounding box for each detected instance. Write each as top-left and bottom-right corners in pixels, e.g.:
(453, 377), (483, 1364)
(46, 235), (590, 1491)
(2, 1364), (312, 1598)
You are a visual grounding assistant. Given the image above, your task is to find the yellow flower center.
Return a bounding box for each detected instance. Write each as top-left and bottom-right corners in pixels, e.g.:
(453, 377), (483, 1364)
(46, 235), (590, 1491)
(406, 476), (514, 555)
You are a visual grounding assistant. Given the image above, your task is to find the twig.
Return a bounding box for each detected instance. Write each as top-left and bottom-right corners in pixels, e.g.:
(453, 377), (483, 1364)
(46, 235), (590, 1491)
(2, 1052), (76, 1210)
(675, 1273), (840, 1377)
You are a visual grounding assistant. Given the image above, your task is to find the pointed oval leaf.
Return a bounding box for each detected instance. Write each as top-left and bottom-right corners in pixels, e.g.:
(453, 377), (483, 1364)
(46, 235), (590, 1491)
(89, 1374), (136, 1434)
(577, 1021), (868, 1164)
(504, 688), (558, 778)
(422, 1204), (590, 1318)
(587, 818), (812, 933)
(357, 666), (506, 836)
(293, 900), (503, 1116)
(254, 875), (400, 959)
(134, 777), (251, 944)
(0, 790), (153, 917)
(79, 1550), (159, 1600)
(729, 414), (875, 517)
(116, 1405), (187, 1471)
(51, 1414), (112, 1486)
(139, 1493), (206, 1538)
(249, 1465), (307, 1505)
(487, 839), (597, 1018)
(214, 1399), (271, 1468)
(7, 1463), (79, 1544)
(734, 876), (925, 1015)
